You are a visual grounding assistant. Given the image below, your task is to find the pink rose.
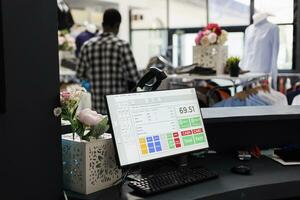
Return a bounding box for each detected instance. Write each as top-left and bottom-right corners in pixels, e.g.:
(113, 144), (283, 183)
(61, 91), (71, 101)
(195, 31), (205, 45)
(200, 36), (210, 46)
(195, 35), (201, 45)
(77, 108), (104, 126)
(203, 30), (211, 36)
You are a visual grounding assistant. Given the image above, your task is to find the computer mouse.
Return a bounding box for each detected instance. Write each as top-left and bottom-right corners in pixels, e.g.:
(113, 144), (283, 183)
(231, 165), (251, 175)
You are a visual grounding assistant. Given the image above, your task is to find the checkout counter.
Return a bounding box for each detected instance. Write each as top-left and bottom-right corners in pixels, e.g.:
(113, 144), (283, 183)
(65, 106), (300, 200)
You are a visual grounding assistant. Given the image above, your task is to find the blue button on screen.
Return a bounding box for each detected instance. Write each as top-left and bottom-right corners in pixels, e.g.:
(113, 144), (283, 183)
(146, 137), (153, 142)
(153, 136), (160, 141)
(147, 142), (154, 148)
(149, 148), (156, 153)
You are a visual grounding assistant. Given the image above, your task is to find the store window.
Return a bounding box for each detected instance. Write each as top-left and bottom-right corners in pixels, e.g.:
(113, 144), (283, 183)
(255, 0), (294, 70)
(131, 30), (168, 70)
(130, 0), (168, 70)
(226, 32), (244, 58)
(131, 0), (168, 29)
(130, 0), (296, 71)
(278, 25), (294, 70)
(208, 0), (250, 26)
(169, 0), (207, 28)
(254, 0), (294, 24)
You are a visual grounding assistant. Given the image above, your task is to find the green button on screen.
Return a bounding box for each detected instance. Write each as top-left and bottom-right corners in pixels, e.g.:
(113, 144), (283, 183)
(179, 119), (191, 129)
(190, 117), (201, 127)
(194, 134), (205, 143)
(182, 136), (195, 146)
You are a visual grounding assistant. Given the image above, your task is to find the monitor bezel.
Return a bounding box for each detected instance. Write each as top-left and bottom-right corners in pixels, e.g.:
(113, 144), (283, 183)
(105, 88), (209, 168)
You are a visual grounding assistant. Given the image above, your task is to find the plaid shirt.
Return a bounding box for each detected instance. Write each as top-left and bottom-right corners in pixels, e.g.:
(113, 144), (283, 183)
(76, 32), (140, 114)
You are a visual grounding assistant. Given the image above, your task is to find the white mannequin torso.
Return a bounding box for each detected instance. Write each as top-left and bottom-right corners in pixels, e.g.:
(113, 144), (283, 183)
(240, 12), (279, 89)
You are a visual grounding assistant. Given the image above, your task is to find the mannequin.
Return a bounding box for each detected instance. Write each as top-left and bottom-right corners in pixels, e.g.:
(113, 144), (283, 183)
(239, 12), (279, 89)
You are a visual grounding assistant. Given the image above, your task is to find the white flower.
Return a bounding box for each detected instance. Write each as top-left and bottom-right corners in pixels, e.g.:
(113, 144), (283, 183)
(201, 36), (210, 46)
(218, 30), (228, 45)
(207, 32), (217, 44)
(53, 107), (62, 117)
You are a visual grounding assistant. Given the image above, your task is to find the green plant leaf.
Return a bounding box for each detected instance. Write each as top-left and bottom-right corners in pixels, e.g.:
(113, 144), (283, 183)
(90, 117), (110, 139)
(71, 105), (79, 119)
(82, 130), (92, 141)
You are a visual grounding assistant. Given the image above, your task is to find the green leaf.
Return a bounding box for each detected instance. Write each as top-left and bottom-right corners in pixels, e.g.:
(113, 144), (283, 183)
(71, 105), (79, 119)
(90, 117), (110, 139)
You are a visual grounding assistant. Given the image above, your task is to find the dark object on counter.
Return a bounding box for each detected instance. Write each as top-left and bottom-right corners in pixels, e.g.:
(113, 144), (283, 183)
(61, 58), (77, 70)
(175, 64), (215, 75)
(128, 166), (218, 195)
(229, 66), (240, 77)
(133, 66), (167, 91)
(231, 165), (251, 175)
(237, 150), (252, 161)
(225, 56), (240, 77)
(274, 146), (300, 162)
(189, 66), (216, 76)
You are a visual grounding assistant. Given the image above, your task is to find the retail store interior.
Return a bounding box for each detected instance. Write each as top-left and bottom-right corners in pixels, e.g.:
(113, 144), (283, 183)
(1, 0), (300, 200)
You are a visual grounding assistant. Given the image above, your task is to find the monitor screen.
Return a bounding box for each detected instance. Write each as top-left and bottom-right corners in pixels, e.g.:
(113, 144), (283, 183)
(106, 88), (209, 167)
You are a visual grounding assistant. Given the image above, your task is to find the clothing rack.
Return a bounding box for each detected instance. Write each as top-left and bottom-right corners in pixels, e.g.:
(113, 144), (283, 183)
(167, 73), (269, 93)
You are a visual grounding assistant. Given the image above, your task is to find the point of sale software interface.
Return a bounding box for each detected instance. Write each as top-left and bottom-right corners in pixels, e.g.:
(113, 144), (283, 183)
(106, 88), (209, 166)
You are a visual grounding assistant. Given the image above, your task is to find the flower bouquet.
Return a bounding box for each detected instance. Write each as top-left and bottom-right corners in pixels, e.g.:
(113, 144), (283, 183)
(58, 29), (75, 51)
(195, 23), (228, 46)
(58, 86), (109, 141)
(58, 30), (75, 66)
(55, 86), (122, 195)
(193, 23), (228, 75)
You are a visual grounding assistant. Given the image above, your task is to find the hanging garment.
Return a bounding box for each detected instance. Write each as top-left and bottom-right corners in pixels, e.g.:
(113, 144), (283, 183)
(212, 86), (286, 107)
(213, 97), (247, 107)
(287, 90), (300, 105)
(245, 94), (270, 106)
(239, 19), (279, 89)
(57, 0), (74, 30)
(75, 30), (97, 57)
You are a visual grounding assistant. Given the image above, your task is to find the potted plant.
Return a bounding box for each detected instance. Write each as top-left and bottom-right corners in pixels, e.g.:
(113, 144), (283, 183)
(193, 23), (228, 75)
(54, 86), (122, 195)
(226, 56), (241, 77)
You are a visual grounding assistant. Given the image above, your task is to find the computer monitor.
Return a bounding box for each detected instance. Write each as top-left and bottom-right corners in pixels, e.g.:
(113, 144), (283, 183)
(106, 88), (209, 167)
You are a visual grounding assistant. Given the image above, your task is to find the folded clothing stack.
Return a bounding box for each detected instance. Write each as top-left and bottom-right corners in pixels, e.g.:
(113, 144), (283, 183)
(189, 66), (216, 76)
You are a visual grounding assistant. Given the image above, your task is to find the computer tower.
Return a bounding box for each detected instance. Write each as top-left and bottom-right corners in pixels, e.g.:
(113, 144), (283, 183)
(0, 0), (5, 114)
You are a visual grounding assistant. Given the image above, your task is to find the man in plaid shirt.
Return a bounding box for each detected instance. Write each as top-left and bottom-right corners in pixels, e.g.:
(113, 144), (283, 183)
(76, 9), (140, 114)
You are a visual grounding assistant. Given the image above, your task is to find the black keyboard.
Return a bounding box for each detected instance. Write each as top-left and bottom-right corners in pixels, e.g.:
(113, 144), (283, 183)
(128, 166), (218, 195)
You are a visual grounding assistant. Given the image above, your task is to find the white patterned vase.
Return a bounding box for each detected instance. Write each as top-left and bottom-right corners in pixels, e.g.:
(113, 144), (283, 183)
(193, 45), (228, 75)
(62, 133), (122, 194)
